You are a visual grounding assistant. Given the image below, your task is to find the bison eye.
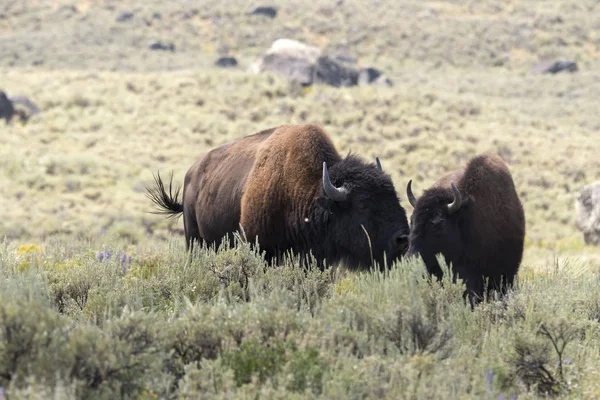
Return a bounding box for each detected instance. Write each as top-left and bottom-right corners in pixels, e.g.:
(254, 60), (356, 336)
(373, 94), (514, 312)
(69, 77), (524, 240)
(430, 212), (443, 225)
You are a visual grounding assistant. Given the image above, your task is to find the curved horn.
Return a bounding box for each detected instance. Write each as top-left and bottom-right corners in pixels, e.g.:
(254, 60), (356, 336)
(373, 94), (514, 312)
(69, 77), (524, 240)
(375, 157), (382, 171)
(406, 180), (418, 208)
(447, 181), (463, 214)
(322, 162), (349, 202)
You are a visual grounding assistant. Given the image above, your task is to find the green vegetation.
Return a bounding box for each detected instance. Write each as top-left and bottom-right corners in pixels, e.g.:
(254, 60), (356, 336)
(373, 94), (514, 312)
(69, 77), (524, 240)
(1, 238), (600, 398)
(1, 0), (599, 397)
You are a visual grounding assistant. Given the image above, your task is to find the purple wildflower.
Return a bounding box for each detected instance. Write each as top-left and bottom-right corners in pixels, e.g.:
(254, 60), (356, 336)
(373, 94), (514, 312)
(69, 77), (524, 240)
(98, 250), (112, 262)
(120, 253), (133, 274)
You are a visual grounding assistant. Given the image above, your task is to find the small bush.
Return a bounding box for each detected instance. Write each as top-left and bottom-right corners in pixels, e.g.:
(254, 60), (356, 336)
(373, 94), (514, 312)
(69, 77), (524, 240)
(163, 306), (223, 380)
(286, 346), (325, 395)
(387, 308), (453, 358)
(222, 338), (288, 387)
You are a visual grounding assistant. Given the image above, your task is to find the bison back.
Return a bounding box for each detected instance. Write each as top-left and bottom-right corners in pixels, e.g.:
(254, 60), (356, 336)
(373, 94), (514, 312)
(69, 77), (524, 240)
(462, 154), (525, 276)
(183, 127), (276, 246)
(240, 124), (341, 256)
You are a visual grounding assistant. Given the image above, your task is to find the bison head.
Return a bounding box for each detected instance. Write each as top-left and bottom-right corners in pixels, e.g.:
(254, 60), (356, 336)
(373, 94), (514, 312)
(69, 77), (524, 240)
(316, 156), (410, 269)
(405, 180), (468, 279)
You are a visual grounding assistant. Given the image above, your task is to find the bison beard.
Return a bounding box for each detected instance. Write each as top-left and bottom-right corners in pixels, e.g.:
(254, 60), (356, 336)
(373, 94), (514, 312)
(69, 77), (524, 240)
(147, 124), (410, 270)
(406, 153), (525, 305)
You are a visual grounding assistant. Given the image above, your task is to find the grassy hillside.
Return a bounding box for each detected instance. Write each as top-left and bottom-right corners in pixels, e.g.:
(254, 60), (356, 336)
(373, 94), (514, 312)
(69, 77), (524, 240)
(2, 0), (599, 252)
(1, 0), (600, 397)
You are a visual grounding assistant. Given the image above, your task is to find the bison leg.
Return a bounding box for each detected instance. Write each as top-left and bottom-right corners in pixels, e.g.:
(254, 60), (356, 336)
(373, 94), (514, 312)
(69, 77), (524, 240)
(183, 206), (203, 253)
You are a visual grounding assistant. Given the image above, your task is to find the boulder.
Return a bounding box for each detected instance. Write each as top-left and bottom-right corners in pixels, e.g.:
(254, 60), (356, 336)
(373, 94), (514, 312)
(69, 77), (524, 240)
(116, 11), (134, 22)
(0, 91), (15, 123)
(250, 39), (393, 88)
(215, 56), (238, 68)
(251, 39), (321, 86)
(0, 90), (40, 123)
(576, 181), (600, 246)
(358, 67), (393, 86)
(533, 59), (578, 74)
(148, 41), (175, 52)
(249, 6), (277, 18)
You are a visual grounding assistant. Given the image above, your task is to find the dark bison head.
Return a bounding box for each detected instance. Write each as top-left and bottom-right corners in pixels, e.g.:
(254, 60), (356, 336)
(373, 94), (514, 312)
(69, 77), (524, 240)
(317, 155), (409, 269)
(405, 180), (467, 278)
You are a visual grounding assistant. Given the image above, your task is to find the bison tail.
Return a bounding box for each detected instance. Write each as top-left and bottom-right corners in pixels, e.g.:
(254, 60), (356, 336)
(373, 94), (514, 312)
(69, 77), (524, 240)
(146, 171), (184, 219)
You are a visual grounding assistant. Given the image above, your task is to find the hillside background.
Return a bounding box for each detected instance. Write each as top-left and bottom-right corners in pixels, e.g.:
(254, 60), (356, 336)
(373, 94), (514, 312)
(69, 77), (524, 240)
(1, 0), (600, 264)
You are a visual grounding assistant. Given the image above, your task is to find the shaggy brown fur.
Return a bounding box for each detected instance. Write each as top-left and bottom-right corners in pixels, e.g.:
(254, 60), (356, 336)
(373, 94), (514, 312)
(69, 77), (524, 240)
(148, 124), (410, 269)
(407, 153), (525, 302)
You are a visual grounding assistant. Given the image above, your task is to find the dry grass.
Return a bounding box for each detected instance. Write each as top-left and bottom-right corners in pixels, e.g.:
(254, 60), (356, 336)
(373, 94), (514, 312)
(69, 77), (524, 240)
(1, 0), (600, 261)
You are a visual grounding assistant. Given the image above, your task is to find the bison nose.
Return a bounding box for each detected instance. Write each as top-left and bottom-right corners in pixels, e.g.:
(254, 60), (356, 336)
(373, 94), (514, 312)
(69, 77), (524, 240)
(389, 231), (409, 255)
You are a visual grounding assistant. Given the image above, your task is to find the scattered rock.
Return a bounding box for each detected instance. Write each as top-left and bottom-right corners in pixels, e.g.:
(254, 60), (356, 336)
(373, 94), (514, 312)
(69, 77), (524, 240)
(249, 6), (278, 18)
(576, 181), (600, 246)
(314, 56), (359, 87)
(250, 39), (321, 85)
(533, 59), (578, 74)
(148, 41), (175, 52)
(10, 95), (40, 115)
(358, 67), (393, 86)
(0, 91), (15, 123)
(250, 39), (393, 88)
(215, 56), (238, 68)
(116, 11), (134, 22)
(0, 90), (40, 123)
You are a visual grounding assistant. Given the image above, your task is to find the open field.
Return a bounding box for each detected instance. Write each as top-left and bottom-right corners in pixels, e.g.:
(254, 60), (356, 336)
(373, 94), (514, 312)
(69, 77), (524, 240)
(1, 0), (600, 397)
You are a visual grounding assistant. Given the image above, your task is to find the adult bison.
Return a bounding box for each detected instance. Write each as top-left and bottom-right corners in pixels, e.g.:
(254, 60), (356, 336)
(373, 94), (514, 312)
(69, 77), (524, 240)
(406, 153), (525, 302)
(147, 124), (410, 269)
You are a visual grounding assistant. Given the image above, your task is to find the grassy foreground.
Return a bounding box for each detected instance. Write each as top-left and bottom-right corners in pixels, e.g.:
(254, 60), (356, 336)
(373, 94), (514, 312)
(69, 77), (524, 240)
(1, 237), (599, 399)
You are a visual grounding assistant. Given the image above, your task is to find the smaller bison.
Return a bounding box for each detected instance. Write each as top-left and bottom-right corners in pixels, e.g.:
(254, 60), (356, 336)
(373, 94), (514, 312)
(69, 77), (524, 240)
(406, 153), (525, 303)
